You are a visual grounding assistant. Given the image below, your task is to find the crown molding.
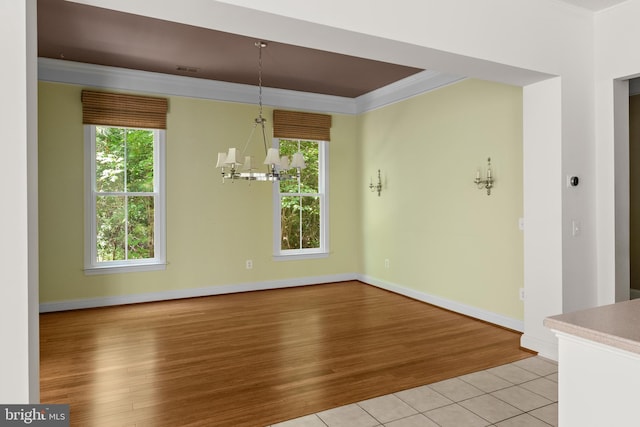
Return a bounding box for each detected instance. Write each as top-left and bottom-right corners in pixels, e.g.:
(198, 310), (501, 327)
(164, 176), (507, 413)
(356, 70), (465, 113)
(38, 58), (356, 114)
(38, 57), (464, 115)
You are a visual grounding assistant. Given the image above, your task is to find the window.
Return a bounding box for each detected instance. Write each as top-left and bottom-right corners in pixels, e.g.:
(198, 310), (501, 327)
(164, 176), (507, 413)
(84, 125), (166, 273)
(274, 139), (328, 258)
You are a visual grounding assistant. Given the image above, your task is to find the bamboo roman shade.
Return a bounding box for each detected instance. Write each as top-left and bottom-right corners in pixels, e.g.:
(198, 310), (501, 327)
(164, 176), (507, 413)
(273, 110), (332, 141)
(81, 90), (169, 129)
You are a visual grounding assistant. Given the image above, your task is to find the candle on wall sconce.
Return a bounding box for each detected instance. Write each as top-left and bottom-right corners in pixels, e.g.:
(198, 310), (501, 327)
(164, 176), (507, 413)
(369, 169), (382, 196)
(474, 157), (494, 195)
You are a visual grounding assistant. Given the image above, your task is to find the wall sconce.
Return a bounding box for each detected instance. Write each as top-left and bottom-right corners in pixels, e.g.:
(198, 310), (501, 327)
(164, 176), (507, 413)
(474, 157), (494, 195)
(369, 169), (382, 196)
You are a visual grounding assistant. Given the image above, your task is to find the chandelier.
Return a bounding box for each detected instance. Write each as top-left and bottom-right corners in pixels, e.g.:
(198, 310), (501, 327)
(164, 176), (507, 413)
(215, 41), (306, 182)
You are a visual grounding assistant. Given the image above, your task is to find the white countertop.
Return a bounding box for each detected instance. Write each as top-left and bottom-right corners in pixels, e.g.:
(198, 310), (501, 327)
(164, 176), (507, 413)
(544, 298), (640, 354)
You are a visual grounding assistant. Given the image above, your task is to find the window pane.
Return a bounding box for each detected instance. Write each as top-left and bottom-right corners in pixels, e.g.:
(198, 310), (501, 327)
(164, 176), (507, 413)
(299, 141), (318, 193)
(281, 196), (301, 250)
(279, 139), (300, 193)
(301, 196), (320, 249)
(276, 139), (324, 254)
(280, 196), (321, 250)
(278, 139), (319, 194)
(96, 127), (125, 192)
(96, 195), (125, 261)
(279, 175), (299, 194)
(126, 129), (155, 192)
(128, 196), (155, 259)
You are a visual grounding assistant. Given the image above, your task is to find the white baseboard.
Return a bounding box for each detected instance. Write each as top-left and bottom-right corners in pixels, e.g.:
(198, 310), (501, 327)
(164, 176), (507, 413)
(40, 273), (527, 341)
(39, 273), (358, 313)
(358, 274), (525, 333)
(521, 333), (558, 361)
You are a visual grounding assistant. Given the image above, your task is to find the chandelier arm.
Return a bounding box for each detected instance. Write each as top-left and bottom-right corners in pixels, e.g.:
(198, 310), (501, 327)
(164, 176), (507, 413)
(260, 121), (269, 155)
(240, 121), (259, 156)
(219, 41), (301, 183)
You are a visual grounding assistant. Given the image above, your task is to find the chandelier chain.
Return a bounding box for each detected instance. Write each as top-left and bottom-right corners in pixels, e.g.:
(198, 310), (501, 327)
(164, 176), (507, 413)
(257, 42), (264, 119)
(216, 40), (306, 183)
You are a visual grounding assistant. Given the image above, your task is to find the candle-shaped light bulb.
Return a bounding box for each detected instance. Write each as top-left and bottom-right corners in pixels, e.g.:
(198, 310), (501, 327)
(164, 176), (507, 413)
(475, 169), (481, 180)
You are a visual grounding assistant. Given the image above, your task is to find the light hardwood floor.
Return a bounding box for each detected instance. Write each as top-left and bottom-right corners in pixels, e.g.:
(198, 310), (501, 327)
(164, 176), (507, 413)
(40, 281), (533, 427)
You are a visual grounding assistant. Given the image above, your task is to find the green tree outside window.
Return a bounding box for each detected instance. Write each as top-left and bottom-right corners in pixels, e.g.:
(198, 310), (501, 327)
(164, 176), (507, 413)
(279, 139), (321, 250)
(94, 127), (155, 262)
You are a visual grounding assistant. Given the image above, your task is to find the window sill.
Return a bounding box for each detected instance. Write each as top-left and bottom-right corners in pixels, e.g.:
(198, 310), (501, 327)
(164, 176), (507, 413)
(272, 252), (329, 262)
(84, 262), (166, 276)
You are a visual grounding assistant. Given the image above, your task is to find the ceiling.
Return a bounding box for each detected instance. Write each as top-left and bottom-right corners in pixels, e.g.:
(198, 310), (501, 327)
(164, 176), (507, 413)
(37, 0), (423, 99)
(38, 0), (630, 99)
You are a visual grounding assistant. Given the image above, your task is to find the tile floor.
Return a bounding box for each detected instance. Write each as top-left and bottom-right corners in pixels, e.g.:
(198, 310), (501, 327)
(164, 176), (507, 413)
(267, 356), (558, 427)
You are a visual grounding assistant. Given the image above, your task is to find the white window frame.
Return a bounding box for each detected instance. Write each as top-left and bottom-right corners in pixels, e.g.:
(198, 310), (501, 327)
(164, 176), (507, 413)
(84, 125), (166, 275)
(272, 138), (329, 260)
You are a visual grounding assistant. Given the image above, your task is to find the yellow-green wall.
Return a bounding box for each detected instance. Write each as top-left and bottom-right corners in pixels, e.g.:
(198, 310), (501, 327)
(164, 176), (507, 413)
(38, 78), (523, 321)
(38, 81), (360, 302)
(360, 79), (524, 320)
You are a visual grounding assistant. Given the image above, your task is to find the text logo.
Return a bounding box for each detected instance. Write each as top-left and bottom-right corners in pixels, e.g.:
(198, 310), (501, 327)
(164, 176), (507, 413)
(0, 405), (69, 426)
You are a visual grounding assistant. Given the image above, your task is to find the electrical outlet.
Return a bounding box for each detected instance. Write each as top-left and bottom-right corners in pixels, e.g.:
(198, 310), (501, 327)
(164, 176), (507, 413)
(384, 259), (390, 269)
(246, 259), (253, 270)
(519, 288), (525, 301)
